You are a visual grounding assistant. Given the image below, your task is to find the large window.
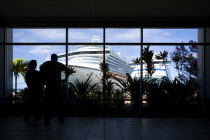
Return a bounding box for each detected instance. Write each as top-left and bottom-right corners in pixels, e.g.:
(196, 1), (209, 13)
(5, 27), (202, 115)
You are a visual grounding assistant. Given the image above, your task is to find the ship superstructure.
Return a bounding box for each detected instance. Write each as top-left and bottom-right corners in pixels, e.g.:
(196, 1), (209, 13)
(58, 36), (171, 87)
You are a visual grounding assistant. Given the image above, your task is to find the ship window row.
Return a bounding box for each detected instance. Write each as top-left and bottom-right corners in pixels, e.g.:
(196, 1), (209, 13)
(69, 61), (99, 65)
(133, 68), (166, 72)
(69, 51), (110, 56)
(109, 63), (133, 74)
(107, 61), (129, 72)
(106, 59), (134, 72)
(110, 68), (128, 76)
(68, 59), (132, 75)
(58, 50), (110, 58)
(69, 56), (102, 59)
(69, 58), (101, 62)
(111, 52), (127, 62)
(77, 45), (105, 49)
(110, 68), (125, 75)
(108, 55), (127, 65)
(68, 60), (131, 76)
(130, 61), (170, 65)
(109, 63), (132, 74)
(109, 62), (133, 73)
(106, 56), (132, 70)
(107, 56), (131, 69)
(106, 58), (126, 69)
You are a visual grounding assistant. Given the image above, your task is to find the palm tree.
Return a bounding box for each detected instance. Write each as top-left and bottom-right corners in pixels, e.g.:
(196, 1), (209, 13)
(155, 50), (169, 76)
(155, 50), (168, 63)
(69, 73), (98, 98)
(142, 46), (156, 78)
(99, 62), (116, 100)
(132, 57), (141, 77)
(13, 58), (29, 93)
(99, 62), (111, 81)
(114, 74), (140, 111)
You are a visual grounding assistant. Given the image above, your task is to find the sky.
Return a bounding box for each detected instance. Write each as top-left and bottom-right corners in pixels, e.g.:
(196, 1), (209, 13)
(13, 28), (198, 89)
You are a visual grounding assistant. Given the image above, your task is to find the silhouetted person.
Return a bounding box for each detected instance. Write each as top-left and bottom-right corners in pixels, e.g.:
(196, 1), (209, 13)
(40, 54), (69, 124)
(25, 60), (43, 121)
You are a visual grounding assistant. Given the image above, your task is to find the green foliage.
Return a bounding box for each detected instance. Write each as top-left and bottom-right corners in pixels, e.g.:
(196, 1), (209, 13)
(170, 41), (198, 80)
(99, 62), (115, 99)
(132, 57), (141, 65)
(114, 74), (140, 99)
(142, 45), (156, 77)
(143, 76), (199, 111)
(155, 50), (169, 65)
(12, 58), (29, 93)
(9, 88), (28, 104)
(67, 66), (76, 77)
(113, 74), (140, 111)
(69, 73), (99, 98)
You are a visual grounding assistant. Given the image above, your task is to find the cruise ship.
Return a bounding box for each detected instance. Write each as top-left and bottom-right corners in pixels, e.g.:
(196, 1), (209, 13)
(58, 36), (171, 88)
(58, 36), (134, 88)
(130, 60), (171, 79)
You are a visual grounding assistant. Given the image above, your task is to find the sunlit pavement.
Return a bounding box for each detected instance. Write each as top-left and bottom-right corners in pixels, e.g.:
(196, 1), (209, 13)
(0, 117), (210, 140)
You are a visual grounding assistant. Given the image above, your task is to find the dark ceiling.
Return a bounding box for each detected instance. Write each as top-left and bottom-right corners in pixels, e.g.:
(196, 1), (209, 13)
(0, 0), (210, 26)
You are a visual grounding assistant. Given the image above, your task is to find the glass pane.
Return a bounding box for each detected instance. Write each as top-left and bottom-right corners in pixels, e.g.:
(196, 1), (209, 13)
(143, 28), (198, 43)
(13, 45), (66, 92)
(68, 28), (103, 43)
(106, 28), (141, 43)
(13, 28), (66, 43)
(142, 45), (200, 114)
(67, 45), (104, 114)
(67, 45), (103, 96)
(104, 45), (140, 113)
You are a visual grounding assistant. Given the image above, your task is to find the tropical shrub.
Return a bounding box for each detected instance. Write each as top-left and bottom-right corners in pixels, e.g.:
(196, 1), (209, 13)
(143, 76), (200, 112)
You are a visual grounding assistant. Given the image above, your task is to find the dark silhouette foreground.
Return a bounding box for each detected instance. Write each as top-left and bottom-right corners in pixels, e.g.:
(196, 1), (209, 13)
(40, 54), (69, 124)
(25, 60), (43, 121)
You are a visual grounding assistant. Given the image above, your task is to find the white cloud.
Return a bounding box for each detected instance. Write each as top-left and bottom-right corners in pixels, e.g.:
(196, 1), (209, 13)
(68, 29), (103, 42)
(14, 29), (66, 42)
(106, 29), (140, 42)
(28, 45), (63, 54)
(143, 29), (173, 42)
(68, 31), (89, 41)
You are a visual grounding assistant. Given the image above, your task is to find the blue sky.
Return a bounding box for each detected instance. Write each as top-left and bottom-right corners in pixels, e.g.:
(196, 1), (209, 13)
(13, 28), (198, 89)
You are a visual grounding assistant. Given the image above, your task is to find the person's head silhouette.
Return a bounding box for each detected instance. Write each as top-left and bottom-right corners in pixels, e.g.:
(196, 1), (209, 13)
(29, 60), (37, 70)
(51, 54), (58, 61)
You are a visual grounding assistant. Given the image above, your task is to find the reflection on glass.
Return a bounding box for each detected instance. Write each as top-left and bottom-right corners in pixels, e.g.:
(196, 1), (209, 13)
(143, 28), (198, 43)
(13, 45), (66, 91)
(68, 28), (103, 43)
(106, 28), (141, 43)
(13, 29), (66, 43)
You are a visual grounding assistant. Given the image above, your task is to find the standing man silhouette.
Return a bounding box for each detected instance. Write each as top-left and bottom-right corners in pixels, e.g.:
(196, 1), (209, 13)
(25, 60), (43, 121)
(40, 54), (69, 124)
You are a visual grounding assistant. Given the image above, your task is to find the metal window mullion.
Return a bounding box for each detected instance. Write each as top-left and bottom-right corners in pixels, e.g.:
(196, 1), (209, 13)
(203, 27), (206, 112)
(3, 27), (6, 97)
(103, 27), (106, 115)
(140, 27), (143, 114)
(65, 27), (69, 101)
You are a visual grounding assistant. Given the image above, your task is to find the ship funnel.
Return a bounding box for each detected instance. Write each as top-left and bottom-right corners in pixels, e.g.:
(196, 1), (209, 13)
(92, 36), (100, 43)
